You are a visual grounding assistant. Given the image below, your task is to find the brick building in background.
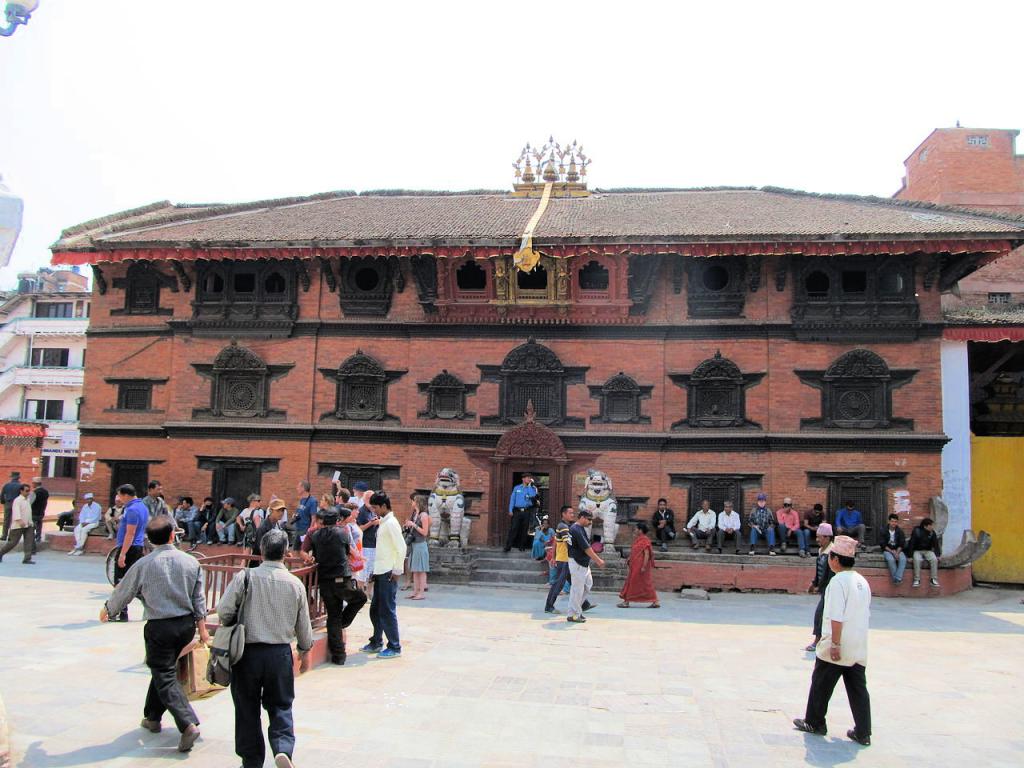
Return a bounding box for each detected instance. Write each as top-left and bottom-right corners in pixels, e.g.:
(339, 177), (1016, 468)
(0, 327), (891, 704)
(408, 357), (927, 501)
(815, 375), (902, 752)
(895, 126), (1024, 582)
(50, 145), (1024, 550)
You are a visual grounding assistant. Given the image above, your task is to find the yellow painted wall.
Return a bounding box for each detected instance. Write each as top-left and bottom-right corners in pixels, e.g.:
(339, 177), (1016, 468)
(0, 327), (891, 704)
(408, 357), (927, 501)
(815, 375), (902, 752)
(972, 436), (1024, 583)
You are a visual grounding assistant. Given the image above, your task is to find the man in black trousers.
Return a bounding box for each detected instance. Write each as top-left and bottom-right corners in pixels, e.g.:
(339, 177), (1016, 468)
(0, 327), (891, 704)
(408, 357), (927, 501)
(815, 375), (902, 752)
(101, 515), (209, 752)
(1, 471), (21, 541)
(302, 505), (367, 664)
(793, 535), (872, 747)
(29, 477), (49, 554)
(504, 473), (538, 552)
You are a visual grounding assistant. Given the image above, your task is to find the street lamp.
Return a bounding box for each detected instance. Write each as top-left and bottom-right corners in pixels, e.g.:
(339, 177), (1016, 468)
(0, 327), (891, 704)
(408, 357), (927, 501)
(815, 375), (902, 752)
(0, 1), (38, 37)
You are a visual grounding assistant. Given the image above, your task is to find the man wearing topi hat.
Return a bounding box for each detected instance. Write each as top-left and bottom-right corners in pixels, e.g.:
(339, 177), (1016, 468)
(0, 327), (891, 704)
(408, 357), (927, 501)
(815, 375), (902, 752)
(794, 535), (872, 747)
(69, 492), (103, 555)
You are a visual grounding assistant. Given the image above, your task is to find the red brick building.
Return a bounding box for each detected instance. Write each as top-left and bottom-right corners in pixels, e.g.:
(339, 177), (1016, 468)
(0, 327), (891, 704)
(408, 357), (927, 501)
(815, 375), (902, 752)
(51, 154), (1024, 546)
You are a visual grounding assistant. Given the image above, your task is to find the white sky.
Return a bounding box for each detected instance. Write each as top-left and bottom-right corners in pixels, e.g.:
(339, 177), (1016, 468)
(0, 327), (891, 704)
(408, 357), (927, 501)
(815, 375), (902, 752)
(1, 0), (1021, 287)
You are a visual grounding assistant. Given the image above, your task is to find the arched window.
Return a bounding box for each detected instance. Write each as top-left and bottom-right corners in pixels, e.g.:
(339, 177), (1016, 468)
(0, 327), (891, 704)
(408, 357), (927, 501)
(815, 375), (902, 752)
(805, 270), (830, 298)
(517, 264), (548, 291)
(578, 261), (609, 291)
(324, 350), (405, 422)
(702, 265), (729, 291)
(264, 271), (286, 295)
(456, 261), (487, 291)
(797, 349), (916, 430)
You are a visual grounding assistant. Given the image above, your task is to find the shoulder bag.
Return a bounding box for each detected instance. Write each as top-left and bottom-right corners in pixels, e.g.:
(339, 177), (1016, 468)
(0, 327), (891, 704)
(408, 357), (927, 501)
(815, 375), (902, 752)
(206, 569), (250, 686)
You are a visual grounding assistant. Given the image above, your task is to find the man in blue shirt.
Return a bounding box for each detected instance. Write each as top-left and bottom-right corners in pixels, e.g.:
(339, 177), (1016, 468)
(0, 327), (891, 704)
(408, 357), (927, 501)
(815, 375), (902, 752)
(834, 501), (866, 546)
(504, 473), (538, 553)
(294, 480), (317, 548)
(113, 483), (150, 622)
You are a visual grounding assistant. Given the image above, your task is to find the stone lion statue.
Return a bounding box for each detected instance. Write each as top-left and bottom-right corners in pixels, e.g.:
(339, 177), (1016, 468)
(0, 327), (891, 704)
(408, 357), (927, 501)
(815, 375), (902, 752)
(578, 468), (618, 552)
(428, 467), (469, 548)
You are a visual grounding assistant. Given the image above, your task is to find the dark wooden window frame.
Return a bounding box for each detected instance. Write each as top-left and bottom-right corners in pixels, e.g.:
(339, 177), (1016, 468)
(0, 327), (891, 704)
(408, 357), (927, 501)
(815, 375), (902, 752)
(807, 471), (907, 542)
(319, 350), (406, 423)
(417, 370), (478, 420)
(479, 338), (587, 427)
(111, 263), (176, 316)
(797, 349), (916, 430)
(669, 351), (765, 429)
(192, 342), (293, 420)
(588, 372), (652, 424)
(104, 377), (168, 413)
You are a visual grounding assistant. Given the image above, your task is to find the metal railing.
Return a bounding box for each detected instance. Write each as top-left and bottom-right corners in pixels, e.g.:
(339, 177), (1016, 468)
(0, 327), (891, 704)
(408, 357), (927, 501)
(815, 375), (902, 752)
(196, 552), (325, 629)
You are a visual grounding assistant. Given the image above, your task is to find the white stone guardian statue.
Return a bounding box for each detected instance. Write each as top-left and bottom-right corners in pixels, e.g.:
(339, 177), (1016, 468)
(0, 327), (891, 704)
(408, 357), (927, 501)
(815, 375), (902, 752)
(428, 467), (469, 548)
(578, 468), (618, 553)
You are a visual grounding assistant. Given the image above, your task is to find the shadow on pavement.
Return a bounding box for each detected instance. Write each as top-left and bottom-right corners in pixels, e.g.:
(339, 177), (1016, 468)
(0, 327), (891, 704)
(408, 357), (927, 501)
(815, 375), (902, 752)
(21, 731), (182, 766)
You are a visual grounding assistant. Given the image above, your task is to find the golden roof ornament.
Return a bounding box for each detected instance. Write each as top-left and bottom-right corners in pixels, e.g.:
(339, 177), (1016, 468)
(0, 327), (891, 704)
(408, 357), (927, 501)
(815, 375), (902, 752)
(511, 137), (590, 198)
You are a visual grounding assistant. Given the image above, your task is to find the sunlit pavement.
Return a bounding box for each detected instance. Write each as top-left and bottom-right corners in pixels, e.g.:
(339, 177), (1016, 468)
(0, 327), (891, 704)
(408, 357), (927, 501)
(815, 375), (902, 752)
(2, 551), (1022, 767)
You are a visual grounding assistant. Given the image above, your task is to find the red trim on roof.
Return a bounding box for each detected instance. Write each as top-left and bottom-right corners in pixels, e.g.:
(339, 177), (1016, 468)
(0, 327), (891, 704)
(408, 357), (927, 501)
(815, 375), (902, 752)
(944, 326), (1024, 342)
(0, 422), (47, 437)
(50, 239), (1015, 266)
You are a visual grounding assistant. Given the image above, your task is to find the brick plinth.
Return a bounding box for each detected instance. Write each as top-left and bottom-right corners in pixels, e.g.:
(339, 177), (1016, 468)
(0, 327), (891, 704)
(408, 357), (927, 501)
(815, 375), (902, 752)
(652, 558), (972, 597)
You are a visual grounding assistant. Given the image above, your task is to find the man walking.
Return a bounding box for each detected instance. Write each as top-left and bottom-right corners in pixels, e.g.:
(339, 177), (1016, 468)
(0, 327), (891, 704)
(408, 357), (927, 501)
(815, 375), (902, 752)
(69, 492), (103, 555)
(544, 505), (576, 614)
(29, 477), (49, 553)
(100, 515), (207, 752)
(1, 471), (21, 541)
(294, 481), (317, 548)
(217, 529), (313, 768)
(0, 483), (34, 565)
(112, 484), (149, 621)
(566, 509), (605, 623)
(793, 535), (872, 747)
(303, 505), (367, 664)
(505, 473), (538, 552)
(361, 492), (406, 658)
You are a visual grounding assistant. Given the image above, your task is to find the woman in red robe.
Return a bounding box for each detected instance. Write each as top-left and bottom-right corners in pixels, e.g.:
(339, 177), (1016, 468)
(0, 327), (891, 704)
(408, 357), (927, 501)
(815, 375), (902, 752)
(618, 522), (660, 608)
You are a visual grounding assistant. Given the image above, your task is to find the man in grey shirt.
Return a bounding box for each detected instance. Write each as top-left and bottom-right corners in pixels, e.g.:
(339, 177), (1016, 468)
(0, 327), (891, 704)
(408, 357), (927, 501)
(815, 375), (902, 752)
(217, 528), (313, 768)
(101, 515), (208, 752)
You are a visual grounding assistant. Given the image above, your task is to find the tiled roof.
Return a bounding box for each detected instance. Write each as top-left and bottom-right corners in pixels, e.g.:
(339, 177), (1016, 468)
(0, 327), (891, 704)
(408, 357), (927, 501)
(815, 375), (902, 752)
(52, 187), (1024, 251)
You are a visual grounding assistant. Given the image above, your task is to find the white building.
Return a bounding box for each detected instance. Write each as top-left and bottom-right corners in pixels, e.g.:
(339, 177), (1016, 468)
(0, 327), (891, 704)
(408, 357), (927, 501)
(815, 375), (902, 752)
(0, 267), (89, 496)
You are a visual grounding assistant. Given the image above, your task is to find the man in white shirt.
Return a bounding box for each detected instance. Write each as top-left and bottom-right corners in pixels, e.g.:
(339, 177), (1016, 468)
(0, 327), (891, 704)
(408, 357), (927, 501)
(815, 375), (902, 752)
(715, 500), (743, 554)
(793, 535), (872, 747)
(361, 492), (406, 658)
(685, 499), (717, 552)
(70, 492), (103, 555)
(0, 483), (35, 564)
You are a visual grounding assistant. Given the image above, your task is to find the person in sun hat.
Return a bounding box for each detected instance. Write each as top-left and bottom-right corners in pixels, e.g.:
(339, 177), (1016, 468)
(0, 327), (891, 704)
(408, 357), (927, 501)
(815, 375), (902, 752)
(794, 535), (872, 747)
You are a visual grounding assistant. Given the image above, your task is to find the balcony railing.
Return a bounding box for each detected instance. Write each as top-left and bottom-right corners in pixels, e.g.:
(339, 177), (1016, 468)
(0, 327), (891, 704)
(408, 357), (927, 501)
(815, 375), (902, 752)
(12, 366), (84, 387)
(10, 317), (89, 337)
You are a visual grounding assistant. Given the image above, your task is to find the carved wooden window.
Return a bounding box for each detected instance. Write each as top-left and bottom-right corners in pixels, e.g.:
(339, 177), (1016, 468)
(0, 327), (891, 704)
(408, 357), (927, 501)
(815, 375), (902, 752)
(479, 338), (587, 427)
(418, 370), (477, 420)
(670, 473), (763, 520)
(192, 261), (298, 334)
(455, 261), (487, 292)
(338, 257), (399, 316)
(517, 264), (548, 293)
(578, 261), (609, 291)
(797, 349), (916, 430)
(118, 382), (152, 411)
(808, 471), (907, 541)
(192, 342), (291, 419)
(112, 263), (175, 316)
(321, 350), (405, 422)
(686, 257), (747, 317)
(669, 351), (764, 429)
(791, 256), (919, 341)
(589, 372), (652, 424)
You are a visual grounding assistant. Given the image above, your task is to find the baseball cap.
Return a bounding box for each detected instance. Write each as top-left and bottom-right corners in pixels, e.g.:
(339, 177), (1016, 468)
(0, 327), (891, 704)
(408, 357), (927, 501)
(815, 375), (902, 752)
(756, 492), (767, 501)
(221, 497), (235, 506)
(83, 492), (94, 499)
(268, 499), (287, 512)
(352, 481), (369, 492)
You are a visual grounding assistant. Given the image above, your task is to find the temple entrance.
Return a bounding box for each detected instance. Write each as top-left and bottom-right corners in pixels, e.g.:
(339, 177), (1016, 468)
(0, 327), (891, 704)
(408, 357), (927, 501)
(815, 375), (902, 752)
(511, 470), (550, 529)
(468, 403), (599, 547)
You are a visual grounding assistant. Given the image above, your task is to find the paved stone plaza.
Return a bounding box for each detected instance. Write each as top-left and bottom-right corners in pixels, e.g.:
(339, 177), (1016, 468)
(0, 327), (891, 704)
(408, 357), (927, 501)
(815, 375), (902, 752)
(1, 552), (1022, 767)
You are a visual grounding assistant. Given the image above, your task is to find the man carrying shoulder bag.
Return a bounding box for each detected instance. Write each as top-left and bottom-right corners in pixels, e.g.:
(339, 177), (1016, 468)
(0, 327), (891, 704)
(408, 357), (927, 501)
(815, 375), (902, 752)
(215, 528), (313, 768)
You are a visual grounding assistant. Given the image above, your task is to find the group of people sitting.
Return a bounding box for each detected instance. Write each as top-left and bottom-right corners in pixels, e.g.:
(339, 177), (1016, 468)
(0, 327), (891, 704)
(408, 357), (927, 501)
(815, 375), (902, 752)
(648, 494), (870, 557)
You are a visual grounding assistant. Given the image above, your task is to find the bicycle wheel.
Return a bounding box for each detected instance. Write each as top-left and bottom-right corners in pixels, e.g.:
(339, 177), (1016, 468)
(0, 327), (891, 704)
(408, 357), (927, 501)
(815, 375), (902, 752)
(105, 546), (120, 586)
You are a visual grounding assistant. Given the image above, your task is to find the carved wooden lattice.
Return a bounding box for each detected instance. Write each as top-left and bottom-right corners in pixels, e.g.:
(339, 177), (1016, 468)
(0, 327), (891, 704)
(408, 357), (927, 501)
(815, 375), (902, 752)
(479, 338), (587, 427)
(797, 349), (916, 430)
(669, 351), (765, 429)
(320, 350), (406, 423)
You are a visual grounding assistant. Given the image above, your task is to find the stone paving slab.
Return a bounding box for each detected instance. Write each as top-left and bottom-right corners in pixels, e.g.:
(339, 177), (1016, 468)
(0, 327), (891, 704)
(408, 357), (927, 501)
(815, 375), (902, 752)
(1, 552), (1022, 767)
